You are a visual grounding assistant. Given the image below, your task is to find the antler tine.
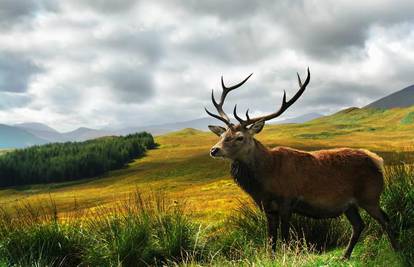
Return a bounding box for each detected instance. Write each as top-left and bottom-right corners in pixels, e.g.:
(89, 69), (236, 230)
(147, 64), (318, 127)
(211, 89), (230, 122)
(206, 73), (253, 127)
(233, 105), (246, 125)
(204, 107), (232, 127)
(242, 68), (310, 126)
(245, 109), (250, 120)
(221, 73), (253, 91)
(297, 72), (303, 87)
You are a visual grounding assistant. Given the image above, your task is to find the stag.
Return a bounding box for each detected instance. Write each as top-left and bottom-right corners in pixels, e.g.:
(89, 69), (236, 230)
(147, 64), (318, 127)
(205, 68), (398, 259)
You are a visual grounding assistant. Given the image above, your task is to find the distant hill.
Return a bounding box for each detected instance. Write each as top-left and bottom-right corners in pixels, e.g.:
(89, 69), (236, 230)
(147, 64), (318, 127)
(15, 122), (64, 142)
(1, 112), (322, 147)
(365, 84), (414, 109)
(0, 124), (47, 148)
(61, 127), (112, 142)
(117, 117), (218, 136)
(118, 113), (323, 136)
(1, 123), (112, 148)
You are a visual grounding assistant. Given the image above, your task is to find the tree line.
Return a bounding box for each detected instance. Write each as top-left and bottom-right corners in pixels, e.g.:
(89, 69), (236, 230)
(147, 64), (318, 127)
(0, 132), (156, 187)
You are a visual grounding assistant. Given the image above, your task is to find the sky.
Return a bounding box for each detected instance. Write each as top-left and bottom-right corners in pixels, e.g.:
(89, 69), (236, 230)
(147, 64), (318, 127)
(1, 0), (414, 131)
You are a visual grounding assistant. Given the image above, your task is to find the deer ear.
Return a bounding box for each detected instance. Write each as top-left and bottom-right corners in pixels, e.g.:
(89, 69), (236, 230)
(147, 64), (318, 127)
(248, 120), (265, 135)
(208, 125), (226, 136)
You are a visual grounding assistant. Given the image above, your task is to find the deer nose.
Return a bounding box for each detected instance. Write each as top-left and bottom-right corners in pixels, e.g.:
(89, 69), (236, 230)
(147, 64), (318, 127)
(210, 147), (220, 157)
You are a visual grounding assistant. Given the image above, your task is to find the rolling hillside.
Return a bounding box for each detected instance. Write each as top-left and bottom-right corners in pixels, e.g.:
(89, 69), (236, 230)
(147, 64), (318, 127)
(0, 106), (414, 221)
(365, 84), (414, 109)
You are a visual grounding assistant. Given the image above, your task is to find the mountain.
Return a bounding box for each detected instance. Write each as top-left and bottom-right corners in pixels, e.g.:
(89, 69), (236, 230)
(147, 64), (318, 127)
(62, 127), (113, 142)
(2, 124), (112, 147)
(0, 124), (47, 148)
(14, 122), (58, 133)
(15, 122), (64, 142)
(2, 112), (322, 147)
(365, 84), (414, 109)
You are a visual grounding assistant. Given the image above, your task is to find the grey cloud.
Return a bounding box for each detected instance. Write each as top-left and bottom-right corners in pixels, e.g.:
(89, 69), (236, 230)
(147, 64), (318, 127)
(105, 66), (154, 103)
(72, 0), (138, 14)
(0, 52), (43, 93)
(177, 20), (285, 68)
(45, 86), (84, 113)
(0, 0), (59, 28)
(302, 82), (383, 108)
(266, 1), (414, 60)
(99, 29), (165, 64)
(0, 92), (31, 110)
(0, 0), (414, 130)
(171, 0), (259, 20)
(176, 1), (414, 61)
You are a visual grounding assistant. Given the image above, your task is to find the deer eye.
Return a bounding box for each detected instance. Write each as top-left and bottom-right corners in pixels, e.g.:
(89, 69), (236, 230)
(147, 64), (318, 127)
(235, 136), (244, 141)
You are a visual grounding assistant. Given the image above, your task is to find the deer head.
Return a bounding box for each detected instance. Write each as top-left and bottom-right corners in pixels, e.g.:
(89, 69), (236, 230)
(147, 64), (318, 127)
(206, 68), (310, 160)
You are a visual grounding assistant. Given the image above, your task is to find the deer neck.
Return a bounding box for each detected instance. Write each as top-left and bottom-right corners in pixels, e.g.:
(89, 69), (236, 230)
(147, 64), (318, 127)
(234, 139), (271, 171)
(230, 139), (272, 203)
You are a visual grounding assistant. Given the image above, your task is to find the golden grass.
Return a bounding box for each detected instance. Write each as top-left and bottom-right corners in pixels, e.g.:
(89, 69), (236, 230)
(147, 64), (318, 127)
(1, 107), (414, 222)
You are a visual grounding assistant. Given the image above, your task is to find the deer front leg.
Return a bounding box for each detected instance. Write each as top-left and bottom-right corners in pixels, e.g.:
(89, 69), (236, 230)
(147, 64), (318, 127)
(280, 200), (292, 242)
(265, 211), (279, 251)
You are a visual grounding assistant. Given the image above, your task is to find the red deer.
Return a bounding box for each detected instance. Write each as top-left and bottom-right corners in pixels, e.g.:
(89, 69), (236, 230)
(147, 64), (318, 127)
(205, 68), (398, 259)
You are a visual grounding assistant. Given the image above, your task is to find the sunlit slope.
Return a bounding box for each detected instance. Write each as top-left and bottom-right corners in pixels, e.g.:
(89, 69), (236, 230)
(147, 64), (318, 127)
(261, 107), (414, 150)
(0, 107), (414, 221)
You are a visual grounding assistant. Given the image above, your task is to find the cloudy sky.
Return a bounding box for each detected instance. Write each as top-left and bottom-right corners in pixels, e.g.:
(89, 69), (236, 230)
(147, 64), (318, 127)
(1, 0), (414, 131)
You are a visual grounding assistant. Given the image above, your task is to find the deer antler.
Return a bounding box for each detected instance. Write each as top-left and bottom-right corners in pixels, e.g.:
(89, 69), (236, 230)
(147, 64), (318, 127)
(234, 68), (310, 127)
(205, 73), (253, 128)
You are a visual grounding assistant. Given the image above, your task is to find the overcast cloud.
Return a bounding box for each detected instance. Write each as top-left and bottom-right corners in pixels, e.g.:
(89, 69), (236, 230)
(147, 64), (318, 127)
(0, 0), (414, 131)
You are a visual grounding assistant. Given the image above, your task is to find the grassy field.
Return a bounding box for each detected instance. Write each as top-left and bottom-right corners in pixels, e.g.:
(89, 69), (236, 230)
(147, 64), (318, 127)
(1, 107), (414, 221)
(0, 106), (414, 265)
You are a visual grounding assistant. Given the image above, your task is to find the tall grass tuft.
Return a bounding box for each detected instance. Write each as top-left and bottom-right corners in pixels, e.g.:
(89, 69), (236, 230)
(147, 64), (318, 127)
(211, 199), (348, 262)
(381, 164), (414, 265)
(82, 191), (206, 266)
(0, 200), (85, 266)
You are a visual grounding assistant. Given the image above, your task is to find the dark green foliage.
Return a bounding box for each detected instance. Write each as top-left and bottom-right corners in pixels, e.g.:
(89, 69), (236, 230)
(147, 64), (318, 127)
(0, 132), (155, 187)
(381, 165), (414, 265)
(0, 223), (85, 266)
(383, 165), (414, 231)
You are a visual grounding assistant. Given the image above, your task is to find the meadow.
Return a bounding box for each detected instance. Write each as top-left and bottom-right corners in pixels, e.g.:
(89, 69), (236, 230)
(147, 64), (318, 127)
(0, 106), (414, 266)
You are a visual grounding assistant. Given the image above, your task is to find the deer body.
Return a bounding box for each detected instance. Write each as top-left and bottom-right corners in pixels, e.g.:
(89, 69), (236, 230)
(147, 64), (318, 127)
(205, 68), (399, 259)
(231, 143), (385, 219)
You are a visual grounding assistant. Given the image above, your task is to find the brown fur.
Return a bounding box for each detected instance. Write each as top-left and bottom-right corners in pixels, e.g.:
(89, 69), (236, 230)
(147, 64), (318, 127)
(248, 144), (384, 215)
(209, 127), (399, 258)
